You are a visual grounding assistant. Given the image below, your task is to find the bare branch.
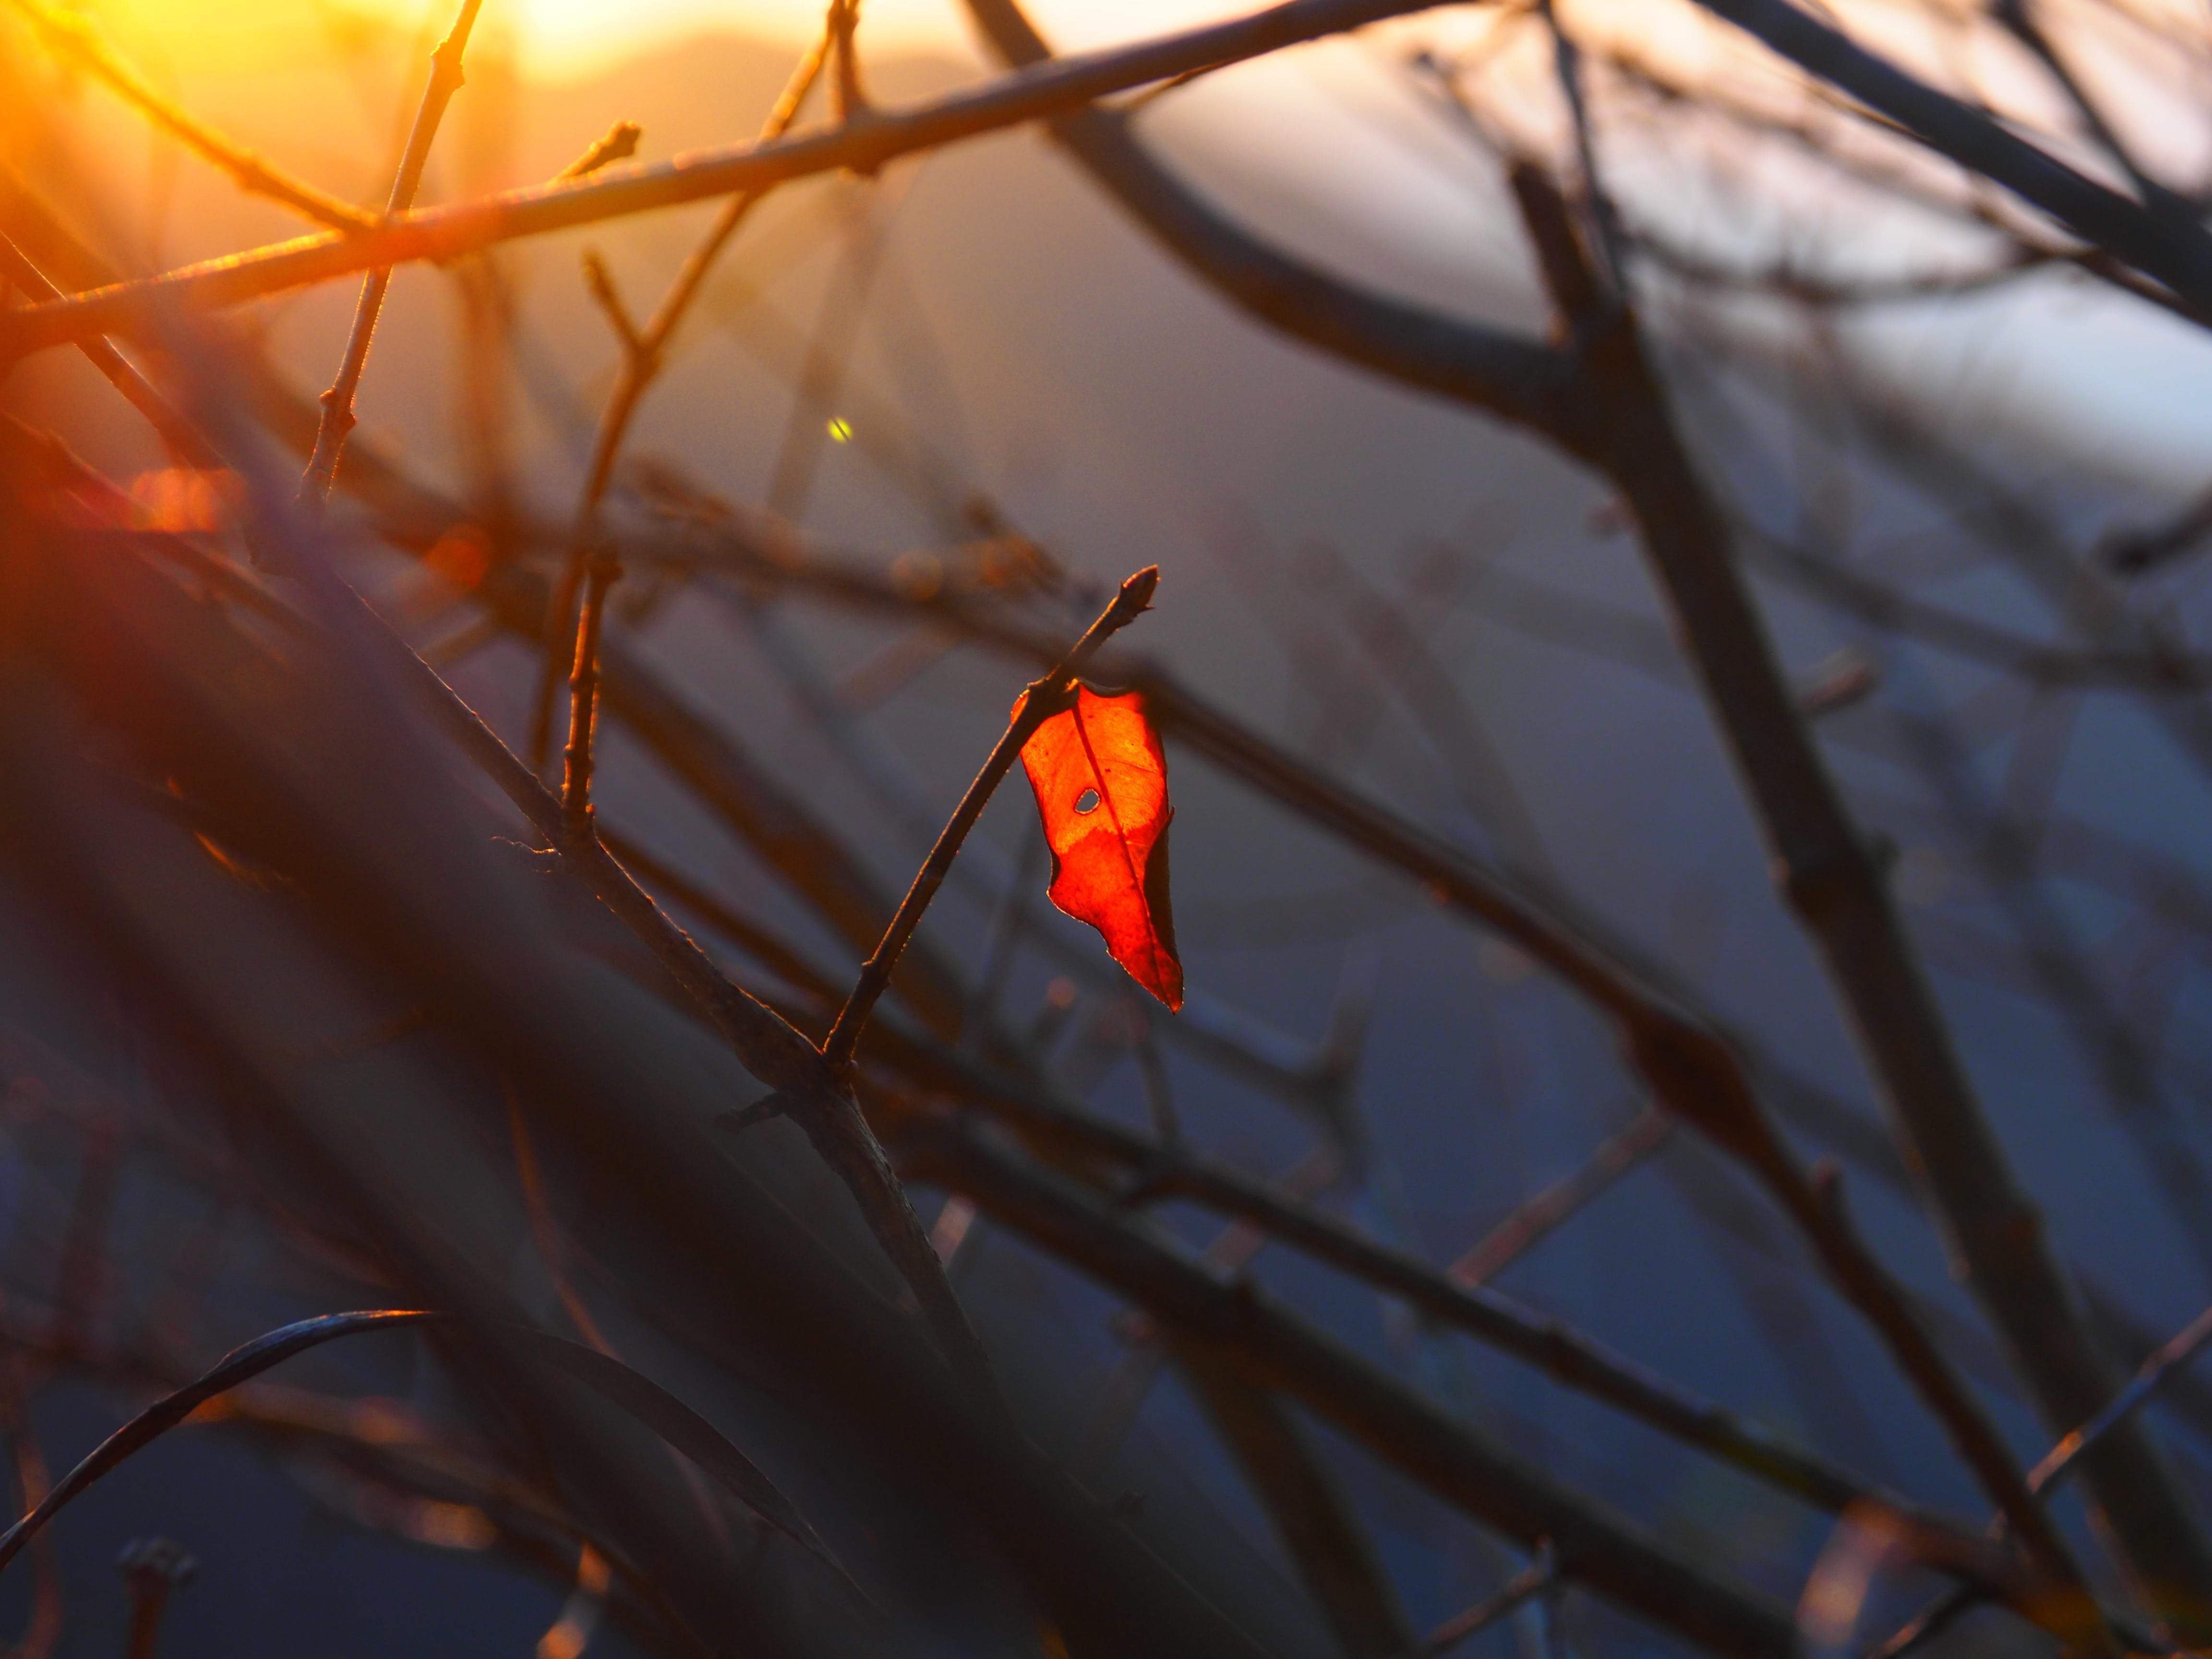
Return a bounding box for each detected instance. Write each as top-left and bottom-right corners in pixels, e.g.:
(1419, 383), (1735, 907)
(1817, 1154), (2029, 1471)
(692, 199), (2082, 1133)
(299, 0), (487, 506)
(952, 7), (2212, 1624)
(560, 551), (620, 839)
(1424, 1545), (1554, 1658)
(902, 1113), (1796, 1659)
(0, 0), (377, 233)
(529, 24), (830, 773)
(821, 566), (1158, 1068)
(1450, 1108), (1673, 1288)
(1173, 1346), (1415, 1659)
(0, 0), (1466, 363)
(1689, 0), (2212, 317)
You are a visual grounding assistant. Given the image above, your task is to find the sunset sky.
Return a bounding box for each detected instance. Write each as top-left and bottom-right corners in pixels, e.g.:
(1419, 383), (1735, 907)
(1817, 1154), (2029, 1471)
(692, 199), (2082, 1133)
(57, 0), (2212, 491)
(93, 0), (1265, 75)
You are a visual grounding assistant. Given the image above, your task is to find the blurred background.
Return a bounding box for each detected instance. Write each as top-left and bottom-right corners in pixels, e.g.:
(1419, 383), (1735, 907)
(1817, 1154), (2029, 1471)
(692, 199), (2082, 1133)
(7, 1), (2212, 1655)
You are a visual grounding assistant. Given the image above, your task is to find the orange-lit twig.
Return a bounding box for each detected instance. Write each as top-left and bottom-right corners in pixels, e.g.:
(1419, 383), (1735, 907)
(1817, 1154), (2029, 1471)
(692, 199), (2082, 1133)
(0, 0), (377, 234)
(818, 567), (1158, 1069)
(299, 0), (487, 506)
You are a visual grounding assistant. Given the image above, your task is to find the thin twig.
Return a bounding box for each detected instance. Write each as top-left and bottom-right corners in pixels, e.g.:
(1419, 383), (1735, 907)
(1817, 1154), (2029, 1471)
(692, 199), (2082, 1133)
(6, 308), (998, 1417)
(558, 123), (644, 181)
(527, 23), (831, 771)
(901, 1113), (1799, 1659)
(0, 237), (219, 469)
(830, 0), (872, 125)
(299, 0), (487, 507)
(0, 0), (1466, 363)
(560, 551), (620, 838)
(0, 0), (377, 233)
(115, 1539), (193, 1659)
(819, 565), (1158, 1068)
(0, 1361), (60, 1659)
(1537, 1), (1622, 302)
(1869, 1300), (2212, 1657)
(1425, 1541), (1554, 1656)
(2031, 1300), (2212, 1494)
(1450, 1107), (1672, 1287)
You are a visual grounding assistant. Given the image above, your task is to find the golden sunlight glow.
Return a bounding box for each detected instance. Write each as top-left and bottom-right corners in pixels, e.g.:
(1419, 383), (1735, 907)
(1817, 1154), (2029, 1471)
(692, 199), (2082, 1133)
(80, 0), (1270, 78)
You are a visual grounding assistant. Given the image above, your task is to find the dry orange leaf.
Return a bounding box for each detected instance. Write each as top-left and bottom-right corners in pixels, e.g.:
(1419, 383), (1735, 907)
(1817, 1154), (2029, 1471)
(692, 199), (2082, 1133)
(1016, 684), (1182, 1011)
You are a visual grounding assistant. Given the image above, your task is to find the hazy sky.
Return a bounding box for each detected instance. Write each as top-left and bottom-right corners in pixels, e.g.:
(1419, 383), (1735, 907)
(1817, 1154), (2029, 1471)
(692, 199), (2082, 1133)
(457, 0), (1242, 72)
(70, 0), (2212, 493)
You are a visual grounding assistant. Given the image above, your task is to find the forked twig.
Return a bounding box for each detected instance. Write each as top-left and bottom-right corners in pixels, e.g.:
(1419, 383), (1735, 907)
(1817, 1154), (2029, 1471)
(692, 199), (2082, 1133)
(819, 566), (1159, 1068)
(1871, 1299), (2212, 1658)
(1449, 1107), (1671, 1287)
(299, 0), (487, 506)
(0, 0), (1455, 363)
(0, 264), (994, 1413)
(529, 23), (832, 773)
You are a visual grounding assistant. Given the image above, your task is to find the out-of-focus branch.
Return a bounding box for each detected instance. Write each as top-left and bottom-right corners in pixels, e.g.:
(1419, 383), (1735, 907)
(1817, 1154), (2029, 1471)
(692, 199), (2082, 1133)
(1172, 1345), (1414, 1659)
(900, 1112), (1792, 1659)
(1508, 160), (2130, 1646)
(558, 123), (644, 181)
(1689, 0), (2212, 318)
(846, 1023), (2022, 1606)
(1586, 36), (2211, 327)
(1738, 526), (2212, 691)
(530, 26), (830, 773)
(1990, 0), (2179, 219)
(0, 237), (219, 471)
(957, 0), (2207, 1630)
(1450, 1108), (1672, 1287)
(1422, 1545), (1554, 1657)
(0, 0), (378, 233)
(343, 588), (999, 1404)
(829, 0), (871, 125)
(1872, 1298), (2212, 1658)
(0, 325), (996, 1414)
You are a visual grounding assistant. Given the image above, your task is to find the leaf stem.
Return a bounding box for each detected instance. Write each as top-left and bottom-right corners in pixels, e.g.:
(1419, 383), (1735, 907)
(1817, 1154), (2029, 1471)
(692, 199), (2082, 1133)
(820, 567), (1157, 1068)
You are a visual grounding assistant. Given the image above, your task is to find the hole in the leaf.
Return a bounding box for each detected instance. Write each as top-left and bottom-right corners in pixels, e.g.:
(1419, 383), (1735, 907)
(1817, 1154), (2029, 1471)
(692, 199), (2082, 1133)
(1074, 788), (1101, 815)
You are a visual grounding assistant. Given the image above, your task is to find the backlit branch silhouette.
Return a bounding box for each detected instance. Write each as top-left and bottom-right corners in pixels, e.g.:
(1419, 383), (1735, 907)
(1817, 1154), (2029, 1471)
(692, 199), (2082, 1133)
(10, 0), (2212, 1655)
